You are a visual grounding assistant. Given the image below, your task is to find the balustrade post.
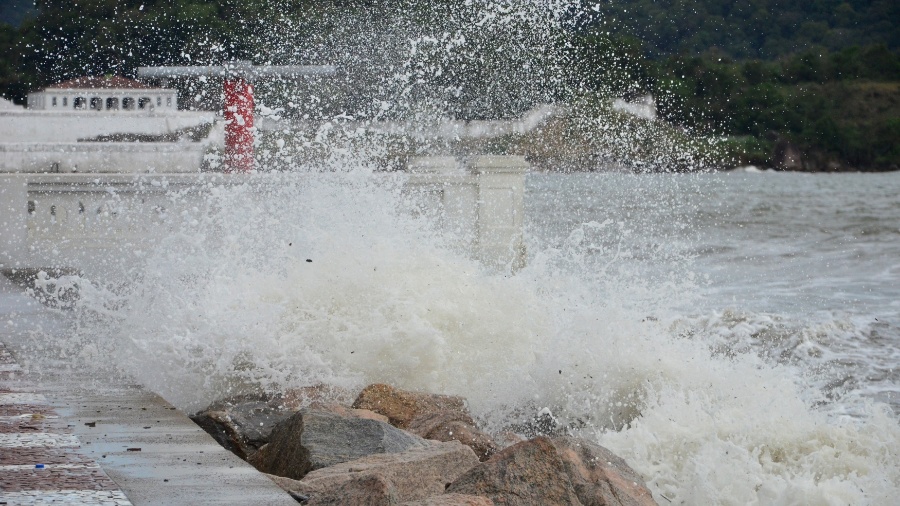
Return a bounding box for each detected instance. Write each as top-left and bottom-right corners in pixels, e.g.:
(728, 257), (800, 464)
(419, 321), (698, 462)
(0, 176), (28, 268)
(469, 155), (528, 271)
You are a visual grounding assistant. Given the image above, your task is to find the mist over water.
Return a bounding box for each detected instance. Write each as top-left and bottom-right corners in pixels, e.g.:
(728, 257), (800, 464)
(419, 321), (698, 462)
(58, 169), (900, 505)
(26, 1), (900, 504)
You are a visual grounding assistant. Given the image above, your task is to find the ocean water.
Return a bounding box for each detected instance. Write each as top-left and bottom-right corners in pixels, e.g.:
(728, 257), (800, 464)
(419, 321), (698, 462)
(61, 167), (899, 505)
(528, 171), (900, 416)
(527, 170), (900, 504)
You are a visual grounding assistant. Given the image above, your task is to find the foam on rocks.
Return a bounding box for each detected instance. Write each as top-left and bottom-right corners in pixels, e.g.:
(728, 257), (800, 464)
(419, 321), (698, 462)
(195, 383), (658, 505)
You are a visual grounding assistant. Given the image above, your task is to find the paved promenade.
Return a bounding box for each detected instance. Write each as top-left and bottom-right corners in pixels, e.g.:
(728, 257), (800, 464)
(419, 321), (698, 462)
(1, 342), (131, 505)
(0, 276), (295, 505)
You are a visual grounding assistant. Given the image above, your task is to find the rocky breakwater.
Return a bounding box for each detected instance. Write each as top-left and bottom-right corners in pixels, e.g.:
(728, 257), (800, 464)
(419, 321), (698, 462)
(191, 383), (657, 505)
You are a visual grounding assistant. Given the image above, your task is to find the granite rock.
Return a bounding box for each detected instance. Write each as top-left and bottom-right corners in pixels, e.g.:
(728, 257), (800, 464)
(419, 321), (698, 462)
(447, 436), (582, 505)
(447, 436), (658, 506)
(353, 384), (470, 429)
(249, 408), (429, 480)
(409, 411), (497, 461)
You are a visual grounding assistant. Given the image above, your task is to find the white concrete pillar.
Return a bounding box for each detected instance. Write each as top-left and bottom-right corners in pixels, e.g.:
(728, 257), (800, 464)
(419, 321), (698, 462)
(0, 176), (28, 268)
(408, 156), (479, 254)
(405, 155), (528, 271)
(469, 155), (528, 271)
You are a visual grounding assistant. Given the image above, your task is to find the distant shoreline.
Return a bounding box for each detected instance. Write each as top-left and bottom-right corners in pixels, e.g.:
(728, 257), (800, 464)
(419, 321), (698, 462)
(721, 165), (900, 174)
(530, 165), (900, 174)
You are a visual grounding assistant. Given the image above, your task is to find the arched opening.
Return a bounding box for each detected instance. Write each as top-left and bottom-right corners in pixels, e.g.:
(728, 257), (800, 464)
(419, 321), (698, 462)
(106, 97), (119, 110)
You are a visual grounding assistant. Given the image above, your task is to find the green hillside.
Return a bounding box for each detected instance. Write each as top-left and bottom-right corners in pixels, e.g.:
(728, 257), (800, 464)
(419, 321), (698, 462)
(583, 0), (898, 59)
(573, 0), (900, 170)
(0, 1), (897, 170)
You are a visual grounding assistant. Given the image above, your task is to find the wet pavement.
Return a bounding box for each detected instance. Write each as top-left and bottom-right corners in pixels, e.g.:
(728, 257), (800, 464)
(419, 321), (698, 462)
(1, 342), (133, 505)
(0, 276), (296, 505)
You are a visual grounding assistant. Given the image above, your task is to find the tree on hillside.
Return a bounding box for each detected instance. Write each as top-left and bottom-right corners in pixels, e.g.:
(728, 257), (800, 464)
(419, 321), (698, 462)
(3, 0), (574, 120)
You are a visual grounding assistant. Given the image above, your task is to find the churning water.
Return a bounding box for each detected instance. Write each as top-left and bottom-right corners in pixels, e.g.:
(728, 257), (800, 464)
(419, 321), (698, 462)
(528, 170), (900, 504)
(56, 168), (899, 505)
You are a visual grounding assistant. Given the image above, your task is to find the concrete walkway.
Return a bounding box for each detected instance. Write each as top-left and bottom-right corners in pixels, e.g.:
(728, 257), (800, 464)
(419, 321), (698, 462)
(0, 276), (296, 505)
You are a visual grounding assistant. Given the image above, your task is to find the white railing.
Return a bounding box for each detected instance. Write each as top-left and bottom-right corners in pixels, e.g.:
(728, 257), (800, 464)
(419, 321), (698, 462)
(0, 157), (527, 274)
(0, 174), (216, 272)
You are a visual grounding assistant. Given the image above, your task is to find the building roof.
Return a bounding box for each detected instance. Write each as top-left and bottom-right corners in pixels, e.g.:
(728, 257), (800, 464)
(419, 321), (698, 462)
(45, 76), (154, 90)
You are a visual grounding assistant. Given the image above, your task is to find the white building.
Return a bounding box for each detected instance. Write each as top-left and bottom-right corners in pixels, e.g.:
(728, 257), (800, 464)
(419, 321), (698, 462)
(26, 76), (177, 112)
(1, 76), (216, 173)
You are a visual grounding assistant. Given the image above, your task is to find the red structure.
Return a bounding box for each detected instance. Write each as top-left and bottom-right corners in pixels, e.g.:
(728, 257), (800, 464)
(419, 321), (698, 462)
(138, 62), (336, 172)
(223, 78), (255, 172)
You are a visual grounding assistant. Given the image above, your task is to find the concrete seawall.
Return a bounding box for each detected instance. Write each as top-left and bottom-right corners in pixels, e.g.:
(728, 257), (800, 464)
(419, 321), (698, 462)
(0, 276), (296, 505)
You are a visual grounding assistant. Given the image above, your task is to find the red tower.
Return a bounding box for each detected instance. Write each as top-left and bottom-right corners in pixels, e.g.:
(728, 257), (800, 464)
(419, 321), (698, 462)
(223, 78), (255, 172)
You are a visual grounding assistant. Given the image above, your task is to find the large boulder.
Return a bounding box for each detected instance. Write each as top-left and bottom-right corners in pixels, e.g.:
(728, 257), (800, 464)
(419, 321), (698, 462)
(249, 409), (429, 480)
(316, 403), (390, 424)
(274, 441), (480, 505)
(307, 474), (400, 506)
(191, 386), (387, 460)
(446, 437), (582, 505)
(408, 411), (498, 461)
(191, 395), (293, 460)
(551, 436), (656, 506)
(353, 384), (470, 429)
(447, 437), (657, 506)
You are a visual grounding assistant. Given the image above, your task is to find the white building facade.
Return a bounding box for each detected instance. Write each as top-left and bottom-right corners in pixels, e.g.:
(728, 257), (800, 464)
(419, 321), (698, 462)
(2, 76), (214, 146)
(26, 76), (177, 112)
(2, 76), (213, 173)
